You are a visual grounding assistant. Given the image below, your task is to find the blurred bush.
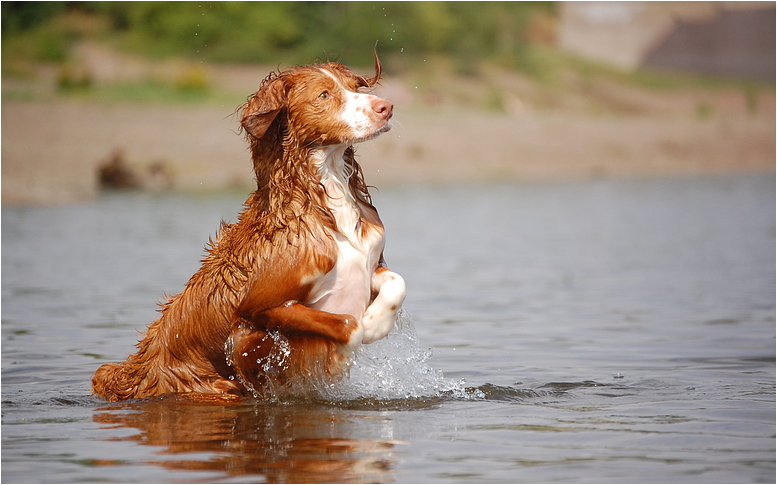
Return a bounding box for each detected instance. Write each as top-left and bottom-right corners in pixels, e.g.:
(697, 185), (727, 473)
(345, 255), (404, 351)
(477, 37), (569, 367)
(173, 65), (210, 93)
(1, 1), (555, 69)
(2, 2), (73, 63)
(57, 64), (93, 92)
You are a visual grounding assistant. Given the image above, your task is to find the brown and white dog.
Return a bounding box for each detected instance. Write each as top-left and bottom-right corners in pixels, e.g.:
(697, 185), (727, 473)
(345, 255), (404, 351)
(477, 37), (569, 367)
(92, 54), (406, 401)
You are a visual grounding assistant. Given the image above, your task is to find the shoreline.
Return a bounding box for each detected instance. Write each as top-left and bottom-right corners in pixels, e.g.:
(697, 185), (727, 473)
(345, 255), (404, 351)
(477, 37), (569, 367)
(3, 98), (774, 205)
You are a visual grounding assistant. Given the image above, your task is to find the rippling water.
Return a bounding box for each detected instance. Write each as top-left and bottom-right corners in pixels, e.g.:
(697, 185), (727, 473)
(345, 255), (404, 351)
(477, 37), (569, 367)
(3, 174), (774, 483)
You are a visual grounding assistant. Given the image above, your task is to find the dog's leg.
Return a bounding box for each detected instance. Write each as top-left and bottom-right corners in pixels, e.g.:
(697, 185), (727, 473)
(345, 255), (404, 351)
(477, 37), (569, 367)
(230, 303), (364, 392)
(238, 301), (363, 347)
(361, 266), (406, 344)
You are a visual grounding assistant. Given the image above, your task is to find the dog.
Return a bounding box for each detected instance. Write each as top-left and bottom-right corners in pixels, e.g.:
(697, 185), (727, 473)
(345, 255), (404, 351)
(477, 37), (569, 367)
(92, 53), (406, 401)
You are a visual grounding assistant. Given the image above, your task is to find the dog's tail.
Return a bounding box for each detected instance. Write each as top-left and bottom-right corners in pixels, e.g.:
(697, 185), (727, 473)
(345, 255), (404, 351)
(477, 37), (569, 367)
(91, 348), (242, 402)
(91, 361), (142, 402)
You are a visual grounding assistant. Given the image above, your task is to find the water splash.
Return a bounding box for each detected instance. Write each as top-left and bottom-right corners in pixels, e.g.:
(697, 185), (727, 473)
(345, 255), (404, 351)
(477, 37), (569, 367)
(225, 328), (294, 400)
(258, 330), (291, 378)
(321, 309), (478, 401)
(225, 310), (481, 403)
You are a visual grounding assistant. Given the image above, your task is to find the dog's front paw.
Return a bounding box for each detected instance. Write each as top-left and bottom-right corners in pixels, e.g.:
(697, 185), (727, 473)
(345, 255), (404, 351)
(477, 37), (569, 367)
(361, 306), (397, 344)
(362, 270), (406, 344)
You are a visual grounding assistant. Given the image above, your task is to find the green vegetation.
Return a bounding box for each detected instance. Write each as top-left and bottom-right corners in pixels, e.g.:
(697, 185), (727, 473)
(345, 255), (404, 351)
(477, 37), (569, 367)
(2, 1), (554, 68)
(86, 79), (238, 105)
(0, 1), (560, 106)
(2, 1), (769, 109)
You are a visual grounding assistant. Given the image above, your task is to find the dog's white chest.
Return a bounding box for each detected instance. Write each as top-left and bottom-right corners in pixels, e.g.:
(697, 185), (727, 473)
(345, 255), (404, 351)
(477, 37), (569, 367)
(306, 162), (384, 319)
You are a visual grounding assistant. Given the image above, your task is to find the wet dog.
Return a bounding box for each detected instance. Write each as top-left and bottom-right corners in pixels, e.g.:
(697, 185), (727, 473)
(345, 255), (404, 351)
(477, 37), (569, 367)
(92, 54), (406, 401)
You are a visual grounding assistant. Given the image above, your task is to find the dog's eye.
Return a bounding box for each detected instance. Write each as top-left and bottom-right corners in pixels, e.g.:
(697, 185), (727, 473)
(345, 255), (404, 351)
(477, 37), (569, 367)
(319, 91), (329, 99)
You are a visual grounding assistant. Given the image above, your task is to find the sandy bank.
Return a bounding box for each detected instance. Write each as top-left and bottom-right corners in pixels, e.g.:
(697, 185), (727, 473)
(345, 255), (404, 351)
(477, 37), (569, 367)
(2, 78), (774, 204)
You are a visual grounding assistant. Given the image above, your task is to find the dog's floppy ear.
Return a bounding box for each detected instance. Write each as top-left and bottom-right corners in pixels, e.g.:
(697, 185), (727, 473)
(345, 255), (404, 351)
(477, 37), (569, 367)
(241, 76), (286, 140)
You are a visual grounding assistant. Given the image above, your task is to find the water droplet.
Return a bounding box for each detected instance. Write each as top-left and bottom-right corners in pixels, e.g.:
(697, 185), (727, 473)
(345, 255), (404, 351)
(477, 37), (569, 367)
(175, 334), (179, 338)
(242, 352), (248, 357)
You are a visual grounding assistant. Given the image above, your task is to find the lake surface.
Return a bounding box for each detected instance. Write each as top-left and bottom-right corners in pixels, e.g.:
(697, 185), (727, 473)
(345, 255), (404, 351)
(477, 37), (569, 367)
(3, 174), (775, 483)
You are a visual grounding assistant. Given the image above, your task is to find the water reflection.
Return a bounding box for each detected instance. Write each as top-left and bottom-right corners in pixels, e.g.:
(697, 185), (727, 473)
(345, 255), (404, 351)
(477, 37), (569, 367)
(93, 395), (404, 483)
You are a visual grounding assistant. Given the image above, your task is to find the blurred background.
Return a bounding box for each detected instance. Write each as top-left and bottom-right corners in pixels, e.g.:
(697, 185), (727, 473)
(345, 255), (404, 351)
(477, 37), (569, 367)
(3, 4), (775, 482)
(2, 1), (775, 204)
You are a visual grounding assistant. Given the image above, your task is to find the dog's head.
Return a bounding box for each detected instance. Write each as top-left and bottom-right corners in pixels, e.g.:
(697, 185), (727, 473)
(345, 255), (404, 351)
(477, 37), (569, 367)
(241, 53), (392, 148)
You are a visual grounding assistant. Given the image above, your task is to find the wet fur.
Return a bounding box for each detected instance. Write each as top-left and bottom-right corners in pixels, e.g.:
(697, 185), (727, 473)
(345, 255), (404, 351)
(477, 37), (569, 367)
(92, 54), (403, 401)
